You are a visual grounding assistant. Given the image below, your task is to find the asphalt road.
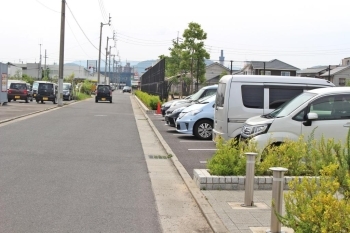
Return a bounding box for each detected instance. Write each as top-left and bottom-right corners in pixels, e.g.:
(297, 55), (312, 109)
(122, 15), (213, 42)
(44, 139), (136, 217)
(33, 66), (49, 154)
(0, 92), (161, 233)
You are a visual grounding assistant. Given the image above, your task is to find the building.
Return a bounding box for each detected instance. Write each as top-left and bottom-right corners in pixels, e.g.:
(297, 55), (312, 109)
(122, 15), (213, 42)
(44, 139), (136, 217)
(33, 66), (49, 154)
(240, 59), (299, 76)
(320, 66), (350, 86)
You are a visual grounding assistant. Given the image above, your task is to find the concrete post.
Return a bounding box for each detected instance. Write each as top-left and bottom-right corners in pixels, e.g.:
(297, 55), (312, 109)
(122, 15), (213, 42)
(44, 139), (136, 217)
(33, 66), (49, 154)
(242, 152), (257, 207)
(267, 167), (288, 233)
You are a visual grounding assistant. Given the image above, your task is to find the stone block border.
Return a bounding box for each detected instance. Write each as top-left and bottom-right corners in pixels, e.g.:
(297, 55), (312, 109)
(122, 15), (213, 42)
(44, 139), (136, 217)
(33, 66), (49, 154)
(194, 169), (315, 190)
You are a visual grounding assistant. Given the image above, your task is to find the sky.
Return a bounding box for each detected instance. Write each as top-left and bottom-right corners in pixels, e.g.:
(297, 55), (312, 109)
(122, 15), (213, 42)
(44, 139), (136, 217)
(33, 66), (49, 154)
(1, 0), (350, 70)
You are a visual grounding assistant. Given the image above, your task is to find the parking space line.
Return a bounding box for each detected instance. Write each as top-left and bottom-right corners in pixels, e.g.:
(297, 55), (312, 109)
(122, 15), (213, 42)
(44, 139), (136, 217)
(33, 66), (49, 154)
(188, 149), (217, 151)
(180, 141), (213, 142)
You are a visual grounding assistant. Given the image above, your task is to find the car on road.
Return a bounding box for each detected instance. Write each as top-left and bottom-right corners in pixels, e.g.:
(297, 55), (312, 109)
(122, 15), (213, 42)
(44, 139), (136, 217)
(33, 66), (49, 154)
(26, 83), (33, 102)
(176, 95), (216, 140)
(7, 81), (32, 103)
(63, 82), (73, 101)
(35, 82), (57, 104)
(95, 84), (112, 103)
(122, 86), (132, 93)
(32, 81), (52, 99)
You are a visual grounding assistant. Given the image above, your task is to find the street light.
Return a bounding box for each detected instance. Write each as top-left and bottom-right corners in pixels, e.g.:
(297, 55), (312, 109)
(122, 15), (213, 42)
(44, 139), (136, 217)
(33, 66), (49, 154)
(97, 14), (111, 84)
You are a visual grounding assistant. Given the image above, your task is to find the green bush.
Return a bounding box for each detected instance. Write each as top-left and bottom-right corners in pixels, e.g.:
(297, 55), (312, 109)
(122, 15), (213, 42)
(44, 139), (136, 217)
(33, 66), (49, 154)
(134, 90), (161, 110)
(80, 80), (93, 95)
(74, 92), (91, 100)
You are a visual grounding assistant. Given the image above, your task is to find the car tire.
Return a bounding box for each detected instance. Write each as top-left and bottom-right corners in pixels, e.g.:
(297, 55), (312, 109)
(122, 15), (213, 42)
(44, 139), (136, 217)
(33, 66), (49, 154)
(95, 98), (98, 103)
(30, 97), (33, 102)
(25, 97), (29, 103)
(8, 99), (11, 102)
(194, 119), (213, 140)
(110, 99), (112, 103)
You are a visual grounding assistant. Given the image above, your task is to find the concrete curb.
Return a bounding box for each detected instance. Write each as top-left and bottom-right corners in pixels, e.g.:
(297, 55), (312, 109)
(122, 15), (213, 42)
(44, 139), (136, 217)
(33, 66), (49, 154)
(133, 96), (229, 233)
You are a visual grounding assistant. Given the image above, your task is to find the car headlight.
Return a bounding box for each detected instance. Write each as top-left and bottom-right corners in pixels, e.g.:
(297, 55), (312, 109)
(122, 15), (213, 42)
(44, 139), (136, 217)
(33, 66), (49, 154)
(241, 124), (270, 138)
(185, 109), (202, 116)
(172, 107), (186, 114)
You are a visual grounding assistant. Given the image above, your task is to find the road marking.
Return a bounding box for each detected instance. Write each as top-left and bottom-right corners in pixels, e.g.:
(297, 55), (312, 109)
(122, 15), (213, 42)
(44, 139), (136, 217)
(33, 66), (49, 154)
(180, 140), (213, 142)
(188, 149), (217, 151)
(94, 115), (107, 117)
(172, 134), (192, 136)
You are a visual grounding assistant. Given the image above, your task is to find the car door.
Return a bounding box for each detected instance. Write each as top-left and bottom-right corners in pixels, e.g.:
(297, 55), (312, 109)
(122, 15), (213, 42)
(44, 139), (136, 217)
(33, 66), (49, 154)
(300, 94), (350, 144)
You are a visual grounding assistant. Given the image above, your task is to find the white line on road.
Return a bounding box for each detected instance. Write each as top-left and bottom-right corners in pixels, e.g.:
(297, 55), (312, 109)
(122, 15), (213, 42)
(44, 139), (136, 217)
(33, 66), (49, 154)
(180, 141), (213, 142)
(188, 149), (217, 151)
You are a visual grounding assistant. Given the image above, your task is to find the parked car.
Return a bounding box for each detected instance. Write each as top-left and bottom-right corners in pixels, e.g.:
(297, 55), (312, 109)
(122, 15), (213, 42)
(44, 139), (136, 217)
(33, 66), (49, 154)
(35, 82), (57, 104)
(241, 87), (350, 153)
(165, 94), (215, 127)
(163, 85), (218, 118)
(95, 84), (112, 103)
(7, 81), (31, 103)
(32, 81), (52, 99)
(161, 95), (192, 117)
(26, 83), (33, 102)
(63, 82), (73, 101)
(122, 86), (132, 93)
(176, 95), (216, 140)
(213, 75), (335, 142)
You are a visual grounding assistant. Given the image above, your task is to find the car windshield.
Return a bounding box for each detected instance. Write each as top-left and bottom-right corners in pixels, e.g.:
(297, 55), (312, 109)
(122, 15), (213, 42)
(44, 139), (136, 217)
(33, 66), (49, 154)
(189, 89), (206, 101)
(10, 83), (26, 90)
(263, 92), (317, 118)
(196, 94), (215, 104)
(63, 84), (71, 90)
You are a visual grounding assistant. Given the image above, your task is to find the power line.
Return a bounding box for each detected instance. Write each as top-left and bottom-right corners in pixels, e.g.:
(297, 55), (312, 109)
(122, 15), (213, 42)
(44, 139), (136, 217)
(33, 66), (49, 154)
(35, 0), (60, 13)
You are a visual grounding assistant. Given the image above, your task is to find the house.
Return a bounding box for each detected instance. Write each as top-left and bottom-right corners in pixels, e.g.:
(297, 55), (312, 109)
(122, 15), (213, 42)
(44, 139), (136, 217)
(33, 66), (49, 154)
(205, 62), (238, 84)
(320, 66), (350, 86)
(239, 59), (299, 76)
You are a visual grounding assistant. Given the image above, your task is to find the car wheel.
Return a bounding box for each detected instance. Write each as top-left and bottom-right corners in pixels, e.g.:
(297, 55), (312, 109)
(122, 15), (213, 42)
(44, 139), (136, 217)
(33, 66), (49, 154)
(95, 98), (98, 103)
(194, 119), (213, 140)
(25, 97), (29, 103)
(110, 99), (112, 103)
(8, 99), (11, 102)
(53, 98), (57, 104)
(30, 97), (33, 102)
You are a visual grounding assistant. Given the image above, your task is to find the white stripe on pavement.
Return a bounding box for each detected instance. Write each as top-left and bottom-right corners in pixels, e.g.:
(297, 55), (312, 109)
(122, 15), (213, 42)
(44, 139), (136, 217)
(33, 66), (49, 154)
(188, 149), (217, 151)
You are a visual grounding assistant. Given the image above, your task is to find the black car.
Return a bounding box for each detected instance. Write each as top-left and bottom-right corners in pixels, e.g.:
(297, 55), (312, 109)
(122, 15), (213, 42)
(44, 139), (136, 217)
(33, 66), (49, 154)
(63, 83), (73, 101)
(35, 82), (57, 104)
(95, 84), (112, 103)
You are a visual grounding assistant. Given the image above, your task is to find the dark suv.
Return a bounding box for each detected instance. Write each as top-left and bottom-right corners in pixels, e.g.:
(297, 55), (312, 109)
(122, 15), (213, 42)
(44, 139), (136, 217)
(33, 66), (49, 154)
(95, 84), (112, 103)
(7, 82), (31, 103)
(35, 82), (57, 104)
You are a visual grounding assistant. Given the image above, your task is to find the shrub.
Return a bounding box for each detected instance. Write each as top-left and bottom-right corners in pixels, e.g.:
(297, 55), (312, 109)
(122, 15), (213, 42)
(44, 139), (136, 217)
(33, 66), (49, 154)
(74, 92), (91, 100)
(279, 164), (350, 232)
(134, 90), (161, 110)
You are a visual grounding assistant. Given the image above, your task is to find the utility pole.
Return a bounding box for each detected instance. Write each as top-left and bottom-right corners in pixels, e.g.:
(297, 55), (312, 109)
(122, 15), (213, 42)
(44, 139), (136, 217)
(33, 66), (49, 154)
(38, 44), (42, 79)
(97, 14), (111, 84)
(44, 49), (48, 79)
(108, 46), (111, 82)
(58, 0), (66, 107)
(230, 60), (233, 75)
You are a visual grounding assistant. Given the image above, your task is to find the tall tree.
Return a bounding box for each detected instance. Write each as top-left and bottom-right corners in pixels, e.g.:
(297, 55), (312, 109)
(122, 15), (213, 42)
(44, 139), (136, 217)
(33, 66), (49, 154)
(180, 22), (210, 93)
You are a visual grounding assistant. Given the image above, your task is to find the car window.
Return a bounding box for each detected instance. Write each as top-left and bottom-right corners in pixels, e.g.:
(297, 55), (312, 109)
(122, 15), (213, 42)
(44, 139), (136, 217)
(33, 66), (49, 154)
(242, 85), (264, 109)
(39, 83), (53, 90)
(10, 83), (26, 90)
(215, 83), (226, 107)
(309, 94), (350, 120)
(269, 87), (303, 109)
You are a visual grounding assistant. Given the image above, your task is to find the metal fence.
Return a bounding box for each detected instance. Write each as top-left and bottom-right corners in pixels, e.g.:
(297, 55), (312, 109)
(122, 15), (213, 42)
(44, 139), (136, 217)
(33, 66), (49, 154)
(140, 58), (168, 100)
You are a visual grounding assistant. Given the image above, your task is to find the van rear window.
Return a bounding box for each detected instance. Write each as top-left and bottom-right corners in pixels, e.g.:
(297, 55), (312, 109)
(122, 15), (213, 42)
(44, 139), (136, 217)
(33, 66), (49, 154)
(242, 85), (264, 109)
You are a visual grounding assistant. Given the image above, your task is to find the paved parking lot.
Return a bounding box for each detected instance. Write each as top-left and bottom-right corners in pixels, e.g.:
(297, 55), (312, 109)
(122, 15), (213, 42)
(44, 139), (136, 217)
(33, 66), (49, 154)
(0, 100), (71, 123)
(147, 113), (217, 177)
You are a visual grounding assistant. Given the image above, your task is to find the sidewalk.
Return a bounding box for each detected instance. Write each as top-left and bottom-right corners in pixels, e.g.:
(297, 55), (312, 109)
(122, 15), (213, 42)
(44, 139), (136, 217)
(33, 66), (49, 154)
(134, 95), (294, 233)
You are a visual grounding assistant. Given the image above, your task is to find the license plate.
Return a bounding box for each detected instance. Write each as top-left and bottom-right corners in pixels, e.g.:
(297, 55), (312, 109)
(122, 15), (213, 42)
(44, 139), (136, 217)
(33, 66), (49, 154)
(101, 98), (106, 101)
(15, 96), (20, 99)
(43, 97), (48, 100)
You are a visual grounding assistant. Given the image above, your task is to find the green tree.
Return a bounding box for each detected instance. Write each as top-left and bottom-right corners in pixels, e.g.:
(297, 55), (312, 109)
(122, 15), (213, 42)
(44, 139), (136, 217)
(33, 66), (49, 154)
(180, 22), (210, 93)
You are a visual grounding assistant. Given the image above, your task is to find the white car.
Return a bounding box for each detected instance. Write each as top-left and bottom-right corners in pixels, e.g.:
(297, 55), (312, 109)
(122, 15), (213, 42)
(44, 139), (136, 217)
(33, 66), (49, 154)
(241, 87), (350, 153)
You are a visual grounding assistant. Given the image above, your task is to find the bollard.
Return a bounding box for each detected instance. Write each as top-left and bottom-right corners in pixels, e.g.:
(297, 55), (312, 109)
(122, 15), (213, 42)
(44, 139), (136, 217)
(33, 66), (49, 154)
(242, 152), (257, 207)
(267, 167), (288, 233)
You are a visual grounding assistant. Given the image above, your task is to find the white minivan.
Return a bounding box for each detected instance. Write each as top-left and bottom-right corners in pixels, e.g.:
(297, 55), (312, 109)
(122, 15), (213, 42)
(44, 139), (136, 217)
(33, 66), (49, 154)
(241, 87), (350, 152)
(213, 75), (335, 142)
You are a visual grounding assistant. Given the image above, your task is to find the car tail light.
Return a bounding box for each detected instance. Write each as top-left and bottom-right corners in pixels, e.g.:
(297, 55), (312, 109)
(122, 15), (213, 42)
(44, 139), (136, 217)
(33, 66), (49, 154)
(8, 90), (12, 94)
(23, 90), (28, 94)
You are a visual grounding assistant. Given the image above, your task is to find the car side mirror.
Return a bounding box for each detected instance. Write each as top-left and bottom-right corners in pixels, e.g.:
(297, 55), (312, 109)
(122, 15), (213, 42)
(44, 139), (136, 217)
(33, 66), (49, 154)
(303, 112), (318, 126)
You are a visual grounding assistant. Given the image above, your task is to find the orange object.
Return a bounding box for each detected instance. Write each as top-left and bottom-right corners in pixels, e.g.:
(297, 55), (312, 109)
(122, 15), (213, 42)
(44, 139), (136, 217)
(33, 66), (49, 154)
(156, 102), (161, 114)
